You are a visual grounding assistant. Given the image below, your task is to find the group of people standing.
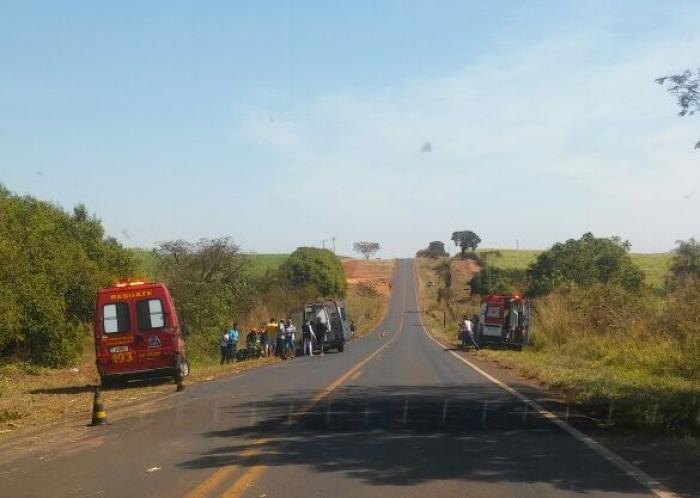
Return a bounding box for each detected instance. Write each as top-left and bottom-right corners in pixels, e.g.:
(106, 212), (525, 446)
(219, 323), (240, 364)
(220, 317), (335, 365)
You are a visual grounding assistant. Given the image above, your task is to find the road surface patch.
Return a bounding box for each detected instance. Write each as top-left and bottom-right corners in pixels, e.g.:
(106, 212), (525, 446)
(186, 316), (406, 498)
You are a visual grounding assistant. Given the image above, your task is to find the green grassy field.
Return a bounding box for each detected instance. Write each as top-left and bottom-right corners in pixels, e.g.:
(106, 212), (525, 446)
(480, 248), (673, 289)
(129, 248), (157, 278)
(245, 253), (289, 277)
(128, 248), (289, 279)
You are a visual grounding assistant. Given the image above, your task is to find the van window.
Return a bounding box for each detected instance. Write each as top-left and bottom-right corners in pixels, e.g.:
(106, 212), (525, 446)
(103, 302), (131, 333)
(137, 299), (165, 330)
(486, 305), (501, 319)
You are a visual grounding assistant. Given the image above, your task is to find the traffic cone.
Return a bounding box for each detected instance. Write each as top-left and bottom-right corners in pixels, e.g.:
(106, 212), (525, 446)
(90, 387), (108, 426)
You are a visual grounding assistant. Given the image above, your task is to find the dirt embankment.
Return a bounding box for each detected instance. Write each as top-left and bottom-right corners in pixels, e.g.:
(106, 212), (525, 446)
(449, 258), (481, 300)
(342, 258), (394, 297)
(342, 258), (396, 338)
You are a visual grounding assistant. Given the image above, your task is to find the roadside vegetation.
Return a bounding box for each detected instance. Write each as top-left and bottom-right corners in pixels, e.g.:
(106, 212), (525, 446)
(344, 259), (395, 337)
(0, 185), (392, 434)
(417, 232), (699, 436)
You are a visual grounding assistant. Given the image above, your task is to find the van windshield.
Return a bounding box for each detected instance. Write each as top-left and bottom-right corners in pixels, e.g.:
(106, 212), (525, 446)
(103, 302), (130, 334)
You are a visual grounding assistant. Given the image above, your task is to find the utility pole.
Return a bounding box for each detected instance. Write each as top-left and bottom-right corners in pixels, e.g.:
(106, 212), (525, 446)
(321, 239), (327, 249)
(331, 237), (336, 254)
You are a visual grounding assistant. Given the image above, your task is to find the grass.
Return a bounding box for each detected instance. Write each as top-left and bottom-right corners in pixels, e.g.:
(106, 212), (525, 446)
(244, 253), (289, 277)
(479, 248), (673, 289)
(345, 259), (396, 337)
(129, 247), (157, 278)
(480, 248), (541, 270)
(415, 257), (479, 344)
(129, 248), (290, 280)
(629, 252), (673, 289)
(480, 288), (699, 436)
(0, 344), (282, 436)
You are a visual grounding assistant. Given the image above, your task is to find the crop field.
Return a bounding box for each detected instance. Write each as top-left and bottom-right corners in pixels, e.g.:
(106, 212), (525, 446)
(129, 248), (289, 279)
(481, 248), (673, 289)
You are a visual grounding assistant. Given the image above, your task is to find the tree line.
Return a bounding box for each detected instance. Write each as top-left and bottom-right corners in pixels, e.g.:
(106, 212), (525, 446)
(417, 229), (700, 297)
(0, 185), (348, 367)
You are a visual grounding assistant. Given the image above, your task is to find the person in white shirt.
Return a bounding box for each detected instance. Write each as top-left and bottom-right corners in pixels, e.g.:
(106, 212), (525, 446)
(461, 316), (479, 351)
(285, 318), (296, 358)
(301, 319), (316, 356)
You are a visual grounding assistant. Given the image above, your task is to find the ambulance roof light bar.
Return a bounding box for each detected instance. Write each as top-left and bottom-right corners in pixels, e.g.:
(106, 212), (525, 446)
(113, 278), (148, 288)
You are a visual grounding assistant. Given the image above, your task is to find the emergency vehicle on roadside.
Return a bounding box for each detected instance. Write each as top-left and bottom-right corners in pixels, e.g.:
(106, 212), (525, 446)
(477, 293), (531, 349)
(294, 300), (352, 353)
(94, 280), (190, 387)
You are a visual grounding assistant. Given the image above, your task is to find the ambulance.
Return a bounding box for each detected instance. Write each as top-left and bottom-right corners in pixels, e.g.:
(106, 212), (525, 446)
(94, 280), (190, 387)
(478, 293), (531, 349)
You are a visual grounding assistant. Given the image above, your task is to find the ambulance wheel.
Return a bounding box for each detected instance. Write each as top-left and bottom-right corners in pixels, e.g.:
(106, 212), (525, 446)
(177, 357), (190, 378)
(337, 341), (345, 353)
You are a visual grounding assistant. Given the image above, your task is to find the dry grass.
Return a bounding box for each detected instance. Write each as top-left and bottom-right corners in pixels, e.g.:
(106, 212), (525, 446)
(415, 257), (479, 345)
(0, 344), (280, 438)
(416, 257), (699, 436)
(345, 259), (396, 337)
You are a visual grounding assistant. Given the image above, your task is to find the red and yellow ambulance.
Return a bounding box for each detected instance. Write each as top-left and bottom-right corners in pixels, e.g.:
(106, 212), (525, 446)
(94, 280), (189, 387)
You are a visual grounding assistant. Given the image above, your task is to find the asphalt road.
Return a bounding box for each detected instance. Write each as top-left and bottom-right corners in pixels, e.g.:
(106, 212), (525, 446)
(1, 259), (667, 498)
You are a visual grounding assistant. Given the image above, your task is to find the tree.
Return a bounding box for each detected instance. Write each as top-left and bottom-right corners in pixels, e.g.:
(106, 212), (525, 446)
(470, 267), (527, 296)
(670, 238), (700, 281)
(656, 68), (700, 148)
(527, 232), (645, 296)
(353, 241), (381, 260)
(0, 186), (135, 366)
(416, 241), (448, 258)
(281, 247), (347, 298)
(451, 230), (481, 257)
(154, 237), (254, 360)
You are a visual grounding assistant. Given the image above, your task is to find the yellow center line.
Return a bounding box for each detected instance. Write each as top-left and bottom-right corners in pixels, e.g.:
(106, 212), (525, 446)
(184, 439), (270, 498)
(349, 369), (363, 382)
(206, 264), (410, 498)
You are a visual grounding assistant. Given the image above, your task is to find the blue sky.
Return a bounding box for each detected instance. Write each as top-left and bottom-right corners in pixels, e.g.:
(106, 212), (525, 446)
(2, 1), (699, 257)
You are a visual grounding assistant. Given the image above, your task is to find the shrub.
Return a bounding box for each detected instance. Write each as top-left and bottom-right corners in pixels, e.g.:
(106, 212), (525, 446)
(416, 241), (448, 258)
(0, 186), (135, 366)
(527, 233), (644, 296)
(154, 238), (255, 361)
(280, 247), (347, 298)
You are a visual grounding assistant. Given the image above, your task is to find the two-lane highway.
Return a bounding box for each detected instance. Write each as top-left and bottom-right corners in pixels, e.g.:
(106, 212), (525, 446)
(1, 260), (664, 497)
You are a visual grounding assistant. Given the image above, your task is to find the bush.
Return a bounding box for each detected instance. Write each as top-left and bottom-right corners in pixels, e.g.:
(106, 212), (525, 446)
(527, 282), (700, 434)
(154, 238), (255, 361)
(280, 247), (347, 298)
(669, 238), (700, 283)
(0, 186), (135, 366)
(469, 267), (527, 295)
(527, 233), (644, 296)
(416, 241), (448, 258)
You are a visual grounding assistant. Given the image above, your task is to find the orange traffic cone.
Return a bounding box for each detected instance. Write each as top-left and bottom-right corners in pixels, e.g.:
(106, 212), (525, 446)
(90, 387), (108, 426)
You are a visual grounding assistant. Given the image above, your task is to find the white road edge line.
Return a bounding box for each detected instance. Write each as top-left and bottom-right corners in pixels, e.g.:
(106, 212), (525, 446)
(411, 261), (680, 498)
